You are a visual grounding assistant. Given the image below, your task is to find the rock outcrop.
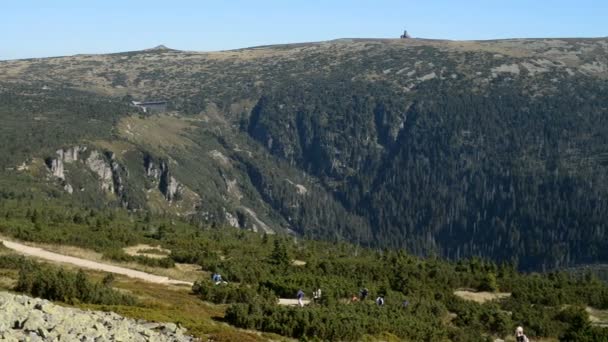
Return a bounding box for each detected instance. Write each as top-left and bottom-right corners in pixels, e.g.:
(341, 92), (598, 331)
(45, 146), (129, 205)
(0, 292), (195, 341)
(47, 157), (65, 180)
(144, 154), (183, 202)
(45, 146), (87, 180)
(86, 150), (116, 193)
(44, 147), (184, 206)
(161, 174), (181, 202)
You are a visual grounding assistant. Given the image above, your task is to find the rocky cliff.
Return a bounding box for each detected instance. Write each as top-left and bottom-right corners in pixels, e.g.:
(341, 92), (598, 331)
(144, 154), (183, 202)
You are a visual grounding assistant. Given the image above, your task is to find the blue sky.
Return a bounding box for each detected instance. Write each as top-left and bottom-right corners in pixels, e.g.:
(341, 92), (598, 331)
(2, 0), (607, 60)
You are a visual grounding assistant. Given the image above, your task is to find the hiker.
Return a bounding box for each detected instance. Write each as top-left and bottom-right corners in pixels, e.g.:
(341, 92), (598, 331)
(515, 326), (529, 342)
(350, 294), (359, 303)
(360, 288), (369, 301)
(313, 288), (322, 301)
(402, 300), (409, 308)
(376, 295), (384, 306)
(212, 273), (225, 285)
(297, 289), (305, 307)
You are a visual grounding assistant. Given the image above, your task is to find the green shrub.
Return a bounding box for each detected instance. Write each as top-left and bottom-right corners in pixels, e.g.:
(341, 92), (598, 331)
(102, 248), (174, 268)
(15, 261), (136, 306)
(192, 280), (276, 305)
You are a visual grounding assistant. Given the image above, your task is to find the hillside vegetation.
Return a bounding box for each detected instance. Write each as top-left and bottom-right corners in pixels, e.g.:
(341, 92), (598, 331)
(1, 209), (608, 341)
(1, 37), (608, 271)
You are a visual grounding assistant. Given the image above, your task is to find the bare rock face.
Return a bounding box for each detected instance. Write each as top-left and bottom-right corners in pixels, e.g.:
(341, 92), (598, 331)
(62, 146), (86, 163)
(110, 154), (126, 198)
(224, 210), (240, 228)
(144, 153), (183, 202)
(164, 175), (181, 202)
(144, 154), (161, 180)
(44, 146), (129, 206)
(48, 156), (65, 180)
(45, 146), (87, 183)
(86, 150), (115, 193)
(0, 292), (195, 341)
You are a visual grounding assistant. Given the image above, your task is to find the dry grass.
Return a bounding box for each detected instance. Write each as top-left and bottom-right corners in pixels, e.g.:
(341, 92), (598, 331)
(587, 306), (608, 327)
(454, 289), (511, 304)
(123, 244), (170, 259)
(117, 114), (196, 150)
(91, 139), (136, 157)
(0, 269), (17, 290)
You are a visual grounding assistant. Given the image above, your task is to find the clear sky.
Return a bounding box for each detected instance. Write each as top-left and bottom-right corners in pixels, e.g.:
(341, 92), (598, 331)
(2, 0), (607, 60)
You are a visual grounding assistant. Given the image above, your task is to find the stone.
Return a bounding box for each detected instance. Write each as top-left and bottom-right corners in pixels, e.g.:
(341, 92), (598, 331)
(0, 292), (195, 341)
(162, 322), (178, 333)
(28, 331), (43, 341)
(23, 310), (46, 332)
(37, 327), (48, 339)
(141, 322), (161, 330)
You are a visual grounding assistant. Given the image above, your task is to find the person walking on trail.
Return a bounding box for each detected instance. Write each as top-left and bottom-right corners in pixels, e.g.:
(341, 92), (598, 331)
(360, 288), (369, 301)
(376, 295), (385, 306)
(515, 326), (529, 342)
(212, 273), (226, 285)
(313, 288), (322, 302)
(297, 289), (305, 307)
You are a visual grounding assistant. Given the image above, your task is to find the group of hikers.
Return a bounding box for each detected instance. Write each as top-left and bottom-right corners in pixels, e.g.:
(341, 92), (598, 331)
(296, 287), (322, 307)
(294, 287), (530, 341)
(295, 287), (407, 308)
(208, 274), (530, 340)
(348, 287), (397, 307)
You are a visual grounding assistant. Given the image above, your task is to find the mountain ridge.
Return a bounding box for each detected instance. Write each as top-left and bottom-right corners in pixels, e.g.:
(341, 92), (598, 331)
(1, 36), (607, 270)
(5, 36), (608, 62)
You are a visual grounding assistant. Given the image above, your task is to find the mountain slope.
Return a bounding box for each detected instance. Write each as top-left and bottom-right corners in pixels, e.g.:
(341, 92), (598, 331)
(1, 37), (608, 270)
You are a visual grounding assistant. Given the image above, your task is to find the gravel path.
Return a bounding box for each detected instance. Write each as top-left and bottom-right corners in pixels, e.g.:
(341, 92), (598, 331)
(277, 298), (310, 306)
(1, 240), (192, 286)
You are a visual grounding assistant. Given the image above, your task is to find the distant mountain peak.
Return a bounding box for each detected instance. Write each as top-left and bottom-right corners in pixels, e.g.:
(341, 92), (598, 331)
(145, 45), (173, 51)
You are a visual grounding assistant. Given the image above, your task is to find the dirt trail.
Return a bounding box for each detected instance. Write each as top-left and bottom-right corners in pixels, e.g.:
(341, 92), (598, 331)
(277, 298), (311, 306)
(454, 290), (511, 303)
(1, 240), (192, 286)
